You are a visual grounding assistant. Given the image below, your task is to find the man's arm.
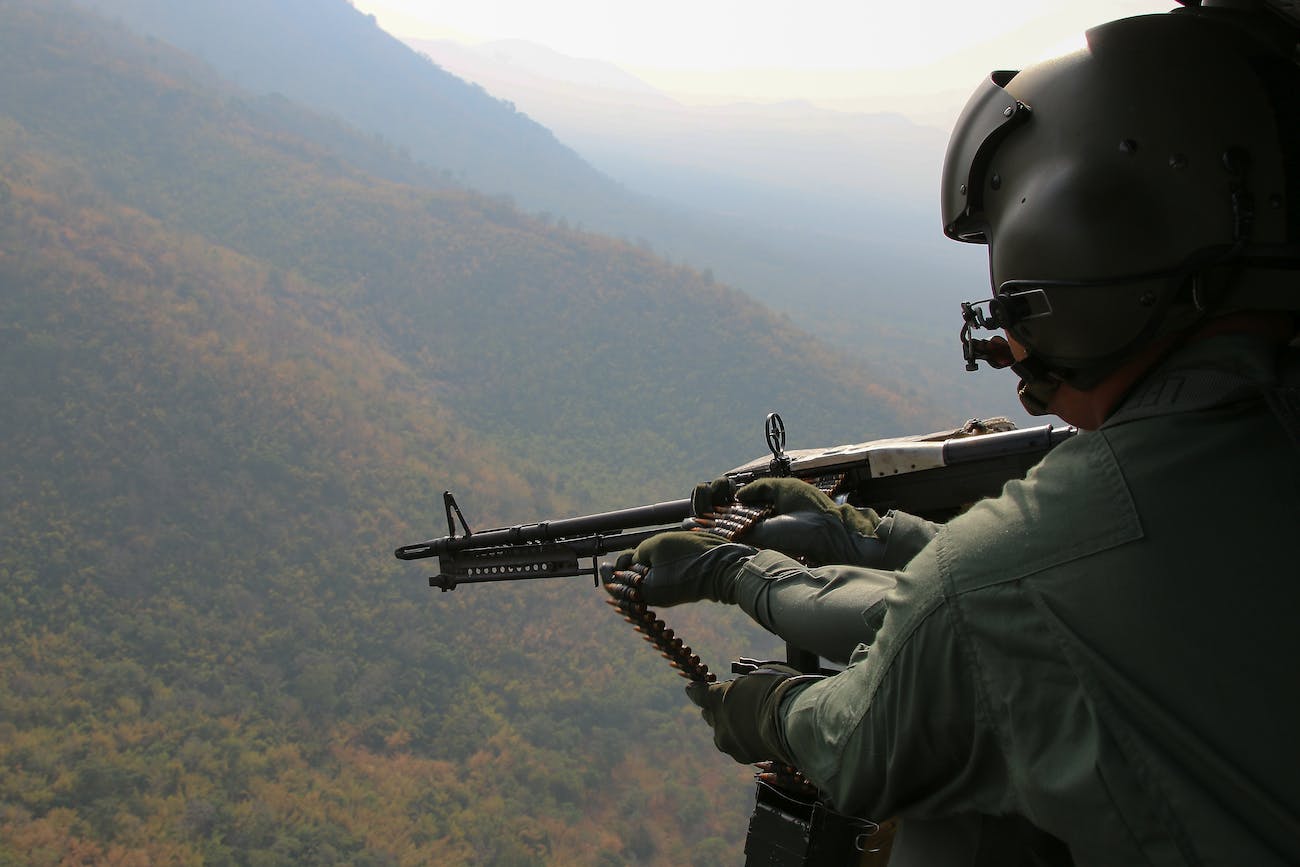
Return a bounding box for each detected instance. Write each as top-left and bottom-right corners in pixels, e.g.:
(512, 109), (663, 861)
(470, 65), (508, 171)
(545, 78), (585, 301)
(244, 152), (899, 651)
(731, 552), (896, 664)
(696, 545), (1011, 821)
(781, 563), (997, 819)
(730, 507), (941, 663)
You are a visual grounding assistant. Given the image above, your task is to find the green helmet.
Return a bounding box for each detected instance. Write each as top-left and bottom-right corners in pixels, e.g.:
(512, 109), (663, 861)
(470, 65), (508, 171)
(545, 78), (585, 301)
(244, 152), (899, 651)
(943, 5), (1300, 413)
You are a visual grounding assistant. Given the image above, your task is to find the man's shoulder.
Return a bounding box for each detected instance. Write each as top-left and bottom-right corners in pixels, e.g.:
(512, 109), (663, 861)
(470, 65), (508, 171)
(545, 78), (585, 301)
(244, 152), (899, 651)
(915, 432), (1143, 593)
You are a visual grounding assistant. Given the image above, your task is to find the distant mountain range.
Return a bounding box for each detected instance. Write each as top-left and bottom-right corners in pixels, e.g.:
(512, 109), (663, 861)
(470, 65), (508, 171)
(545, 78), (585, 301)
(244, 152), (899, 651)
(407, 36), (946, 209)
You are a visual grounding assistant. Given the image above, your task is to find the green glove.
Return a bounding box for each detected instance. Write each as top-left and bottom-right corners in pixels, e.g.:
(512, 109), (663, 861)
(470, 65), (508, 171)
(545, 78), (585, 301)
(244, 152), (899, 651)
(608, 531), (758, 608)
(733, 477), (885, 567)
(684, 664), (812, 766)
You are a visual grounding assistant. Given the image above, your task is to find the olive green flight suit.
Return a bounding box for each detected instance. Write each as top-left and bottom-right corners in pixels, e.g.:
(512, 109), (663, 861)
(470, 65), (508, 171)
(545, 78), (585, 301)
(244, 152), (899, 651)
(733, 334), (1300, 866)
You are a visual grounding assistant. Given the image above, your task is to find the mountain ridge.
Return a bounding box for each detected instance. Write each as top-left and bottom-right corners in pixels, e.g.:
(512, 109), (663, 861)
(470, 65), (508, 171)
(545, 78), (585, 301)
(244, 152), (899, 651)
(73, 0), (632, 215)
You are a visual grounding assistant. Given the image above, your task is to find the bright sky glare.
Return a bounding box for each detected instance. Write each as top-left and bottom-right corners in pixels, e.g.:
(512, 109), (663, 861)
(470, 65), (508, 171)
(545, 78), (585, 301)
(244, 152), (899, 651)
(352, 0), (1179, 104)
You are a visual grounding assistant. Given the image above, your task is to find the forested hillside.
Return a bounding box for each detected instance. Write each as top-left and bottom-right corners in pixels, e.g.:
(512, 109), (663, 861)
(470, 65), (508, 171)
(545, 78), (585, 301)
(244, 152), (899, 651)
(0, 1), (933, 864)
(70, 0), (1023, 430)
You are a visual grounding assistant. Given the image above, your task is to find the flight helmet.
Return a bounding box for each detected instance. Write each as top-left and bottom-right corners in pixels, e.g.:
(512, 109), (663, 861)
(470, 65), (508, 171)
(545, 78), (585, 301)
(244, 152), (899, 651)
(943, 5), (1300, 413)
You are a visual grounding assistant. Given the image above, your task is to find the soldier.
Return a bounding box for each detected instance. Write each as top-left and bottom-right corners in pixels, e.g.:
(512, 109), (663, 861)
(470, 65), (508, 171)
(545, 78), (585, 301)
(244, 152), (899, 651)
(614, 3), (1300, 864)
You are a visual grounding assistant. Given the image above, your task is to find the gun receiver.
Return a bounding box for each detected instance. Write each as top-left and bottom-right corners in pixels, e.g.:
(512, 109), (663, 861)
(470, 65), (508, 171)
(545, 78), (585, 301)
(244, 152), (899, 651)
(395, 416), (1076, 591)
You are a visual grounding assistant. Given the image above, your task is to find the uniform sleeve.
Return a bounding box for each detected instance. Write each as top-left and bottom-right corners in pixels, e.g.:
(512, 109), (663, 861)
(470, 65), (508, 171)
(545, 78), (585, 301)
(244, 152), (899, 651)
(729, 511), (940, 664)
(732, 550), (899, 664)
(774, 541), (1012, 821)
(875, 510), (942, 569)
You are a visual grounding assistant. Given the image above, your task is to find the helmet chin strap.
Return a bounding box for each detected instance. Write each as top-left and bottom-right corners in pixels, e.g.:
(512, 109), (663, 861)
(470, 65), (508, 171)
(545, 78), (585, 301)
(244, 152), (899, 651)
(1008, 353), (1063, 417)
(1016, 375), (1060, 417)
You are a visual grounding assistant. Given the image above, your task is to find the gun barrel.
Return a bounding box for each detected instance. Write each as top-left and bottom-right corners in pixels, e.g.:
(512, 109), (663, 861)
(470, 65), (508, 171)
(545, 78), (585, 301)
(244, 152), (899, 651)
(941, 423), (1075, 464)
(395, 497), (693, 560)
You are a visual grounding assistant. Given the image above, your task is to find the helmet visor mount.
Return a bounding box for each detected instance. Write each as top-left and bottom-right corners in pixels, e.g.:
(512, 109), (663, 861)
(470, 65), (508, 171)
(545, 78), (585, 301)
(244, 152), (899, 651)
(958, 289), (1052, 371)
(959, 287), (1063, 417)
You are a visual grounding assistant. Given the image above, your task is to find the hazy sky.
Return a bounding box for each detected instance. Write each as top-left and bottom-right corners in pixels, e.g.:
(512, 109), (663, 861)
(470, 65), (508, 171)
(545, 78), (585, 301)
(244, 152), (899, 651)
(351, 0), (1178, 105)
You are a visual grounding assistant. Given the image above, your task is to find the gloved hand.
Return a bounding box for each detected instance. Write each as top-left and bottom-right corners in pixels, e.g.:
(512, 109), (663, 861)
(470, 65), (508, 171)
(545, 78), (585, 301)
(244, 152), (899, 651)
(684, 664), (810, 765)
(694, 476), (886, 568)
(604, 531), (758, 608)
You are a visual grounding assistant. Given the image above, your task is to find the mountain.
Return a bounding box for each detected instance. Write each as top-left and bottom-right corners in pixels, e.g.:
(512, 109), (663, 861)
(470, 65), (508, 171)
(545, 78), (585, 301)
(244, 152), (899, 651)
(408, 37), (945, 210)
(0, 1), (938, 863)
(71, 0), (1029, 425)
(442, 38), (667, 97)
(73, 0), (628, 218)
(404, 35), (1022, 420)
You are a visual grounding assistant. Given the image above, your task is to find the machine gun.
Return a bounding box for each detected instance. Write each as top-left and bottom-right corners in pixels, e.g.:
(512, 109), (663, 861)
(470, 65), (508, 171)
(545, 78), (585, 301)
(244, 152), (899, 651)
(396, 414), (1075, 590)
(395, 414), (1075, 865)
